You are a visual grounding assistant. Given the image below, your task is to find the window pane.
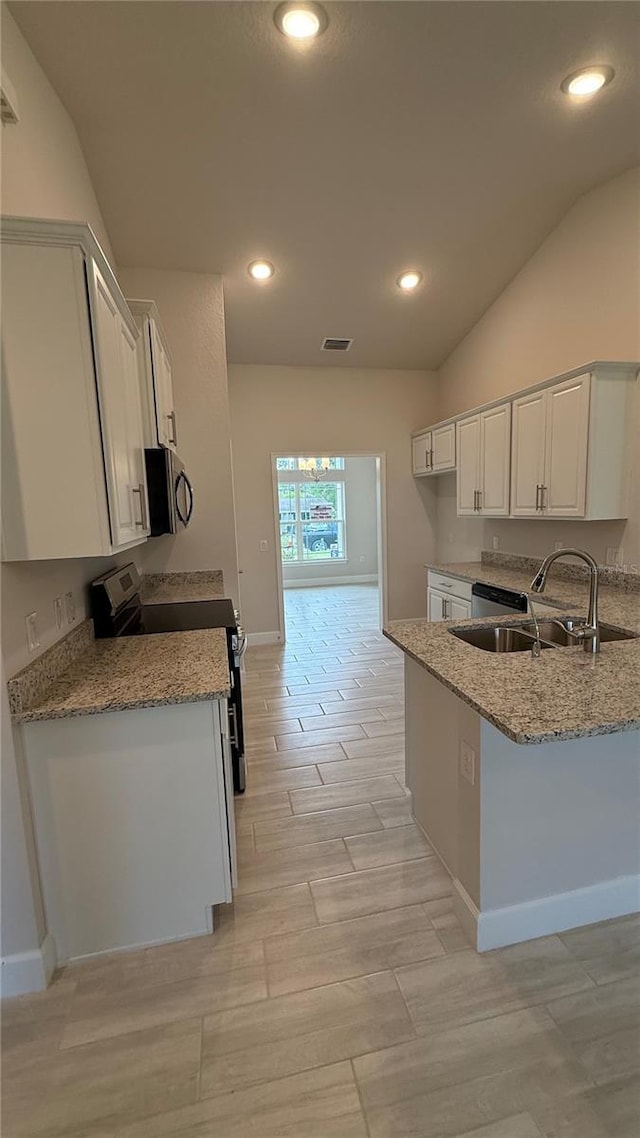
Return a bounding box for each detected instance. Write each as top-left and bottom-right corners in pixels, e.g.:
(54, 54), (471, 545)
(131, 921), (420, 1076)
(302, 520), (345, 560)
(276, 457), (296, 470)
(280, 524), (297, 560)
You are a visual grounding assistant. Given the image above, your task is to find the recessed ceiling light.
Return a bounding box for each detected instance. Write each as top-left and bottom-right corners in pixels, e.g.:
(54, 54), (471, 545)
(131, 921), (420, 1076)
(397, 270), (423, 292)
(561, 65), (614, 97)
(248, 260), (275, 281)
(274, 2), (328, 40)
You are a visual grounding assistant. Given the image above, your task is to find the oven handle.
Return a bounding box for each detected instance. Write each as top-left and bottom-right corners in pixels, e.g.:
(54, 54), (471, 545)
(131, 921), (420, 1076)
(229, 703), (239, 748)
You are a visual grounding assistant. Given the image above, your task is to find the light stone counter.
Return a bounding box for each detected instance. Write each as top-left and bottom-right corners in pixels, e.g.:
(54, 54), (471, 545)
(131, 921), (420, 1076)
(385, 558), (640, 744)
(140, 569), (225, 604)
(11, 628), (230, 723)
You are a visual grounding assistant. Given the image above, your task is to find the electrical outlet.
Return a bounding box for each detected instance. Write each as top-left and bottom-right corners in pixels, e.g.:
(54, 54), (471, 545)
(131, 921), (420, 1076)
(460, 741), (476, 786)
(54, 596), (64, 630)
(492, 536), (500, 551)
(65, 591), (76, 624)
(259, 539), (268, 552)
(606, 547), (623, 566)
(359, 555), (365, 563)
(554, 541), (564, 552)
(26, 612), (40, 652)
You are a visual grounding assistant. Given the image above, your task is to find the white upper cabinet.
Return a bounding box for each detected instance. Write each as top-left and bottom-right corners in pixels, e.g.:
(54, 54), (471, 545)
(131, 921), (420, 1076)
(456, 415), (480, 514)
(412, 421), (456, 476)
(128, 300), (177, 451)
(511, 368), (634, 520)
(510, 390), (546, 516)
(457, 403), (511, 516)
(412, 430), (431, 476)
(1, 217), (150, 561)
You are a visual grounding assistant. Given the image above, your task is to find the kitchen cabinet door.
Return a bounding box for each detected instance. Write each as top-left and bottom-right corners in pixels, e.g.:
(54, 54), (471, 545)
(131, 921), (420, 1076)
(432, 423), (456, 472)
(150, 320), (177, 450)
(544, 373), (590, 517)
(456, 415), (480, 515)
(119, 317), (150, 537)
(89, 260), (139, 548)
(428, 587), (447, 621)
(412, 431), (431, 476)
(510, 390), (546, 517)
(479, 403), (511, 516)
(449, 597), (472, 619)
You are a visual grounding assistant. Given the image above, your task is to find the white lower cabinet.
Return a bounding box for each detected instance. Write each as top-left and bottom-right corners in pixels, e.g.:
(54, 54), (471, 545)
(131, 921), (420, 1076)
(23, 700), (235, 961)
(1, 218), (149, 560)
(427, 572), (473, 620)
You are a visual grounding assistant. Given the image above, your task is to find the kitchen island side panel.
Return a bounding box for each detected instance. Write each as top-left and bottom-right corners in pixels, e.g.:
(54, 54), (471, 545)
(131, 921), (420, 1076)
(480, 720), (640, 911)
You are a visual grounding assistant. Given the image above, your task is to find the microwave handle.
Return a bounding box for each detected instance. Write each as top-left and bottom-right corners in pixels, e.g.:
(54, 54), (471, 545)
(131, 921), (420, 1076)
(175, 470), (194, 527)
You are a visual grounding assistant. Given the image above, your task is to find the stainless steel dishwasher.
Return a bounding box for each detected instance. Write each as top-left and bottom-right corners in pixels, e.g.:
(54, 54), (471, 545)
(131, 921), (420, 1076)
(471, 581), (529, 618)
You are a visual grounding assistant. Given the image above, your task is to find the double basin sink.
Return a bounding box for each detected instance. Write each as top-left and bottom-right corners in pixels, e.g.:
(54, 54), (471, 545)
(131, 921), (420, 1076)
(452, 618), (636, 654)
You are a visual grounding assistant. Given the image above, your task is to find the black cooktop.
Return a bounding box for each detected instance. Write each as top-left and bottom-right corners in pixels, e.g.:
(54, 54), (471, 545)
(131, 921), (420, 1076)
(139, 598), (237, 635)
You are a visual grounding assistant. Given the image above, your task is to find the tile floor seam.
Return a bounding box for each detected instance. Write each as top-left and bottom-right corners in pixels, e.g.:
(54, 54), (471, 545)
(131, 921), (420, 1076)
(349, 1057), (374, 1138)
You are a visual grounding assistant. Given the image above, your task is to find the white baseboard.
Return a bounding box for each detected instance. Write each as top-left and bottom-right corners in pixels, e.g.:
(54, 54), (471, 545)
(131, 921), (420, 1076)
(246, 631), (283, 647)
(283, 575), (378, 589)
(453, 874), (640, 952)
(1, 931), (57, 997)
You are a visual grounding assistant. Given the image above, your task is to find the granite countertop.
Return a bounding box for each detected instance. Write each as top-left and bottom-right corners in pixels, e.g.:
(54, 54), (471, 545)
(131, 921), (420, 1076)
(12, 628), (231, 723)
(385, 560), (640, 745)
(140, 570), (226, 605)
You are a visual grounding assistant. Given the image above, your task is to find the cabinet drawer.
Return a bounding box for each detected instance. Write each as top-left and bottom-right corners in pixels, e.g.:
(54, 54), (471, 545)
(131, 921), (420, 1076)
(428, 572), (473, 602)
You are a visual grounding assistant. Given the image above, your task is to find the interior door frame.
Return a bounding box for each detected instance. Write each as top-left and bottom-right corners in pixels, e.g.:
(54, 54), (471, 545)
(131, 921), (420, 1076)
(270, 452), (389, 645)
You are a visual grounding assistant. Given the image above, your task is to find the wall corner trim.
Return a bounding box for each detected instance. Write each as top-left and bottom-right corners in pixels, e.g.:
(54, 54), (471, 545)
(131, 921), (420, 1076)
(1, 931), (57, 997)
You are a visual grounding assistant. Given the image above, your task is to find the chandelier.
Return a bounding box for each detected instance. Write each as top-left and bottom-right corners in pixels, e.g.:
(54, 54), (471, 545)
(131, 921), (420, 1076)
(299, 457), (331, 483)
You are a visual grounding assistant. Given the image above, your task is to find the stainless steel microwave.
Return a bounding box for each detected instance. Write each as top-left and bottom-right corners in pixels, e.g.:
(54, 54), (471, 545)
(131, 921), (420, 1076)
(144, 448), (194, 535)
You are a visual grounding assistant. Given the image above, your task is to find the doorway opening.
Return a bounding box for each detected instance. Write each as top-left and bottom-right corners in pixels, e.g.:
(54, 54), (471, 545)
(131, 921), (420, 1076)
(271, 454), (387, 644)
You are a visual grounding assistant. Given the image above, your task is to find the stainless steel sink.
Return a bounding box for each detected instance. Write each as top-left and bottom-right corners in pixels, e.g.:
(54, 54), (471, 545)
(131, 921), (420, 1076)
(522, 620), (637, 647)
(451, 620), (636, 653)
(451, 626), (554, 653)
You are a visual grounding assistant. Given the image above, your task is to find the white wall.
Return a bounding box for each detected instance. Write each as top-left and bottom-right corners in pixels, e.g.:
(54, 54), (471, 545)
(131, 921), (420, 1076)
(282, 456), (378, 586)
(118, 268), (240, 606)
(229, 365), (438, 635)
(435, 167), (640, 566)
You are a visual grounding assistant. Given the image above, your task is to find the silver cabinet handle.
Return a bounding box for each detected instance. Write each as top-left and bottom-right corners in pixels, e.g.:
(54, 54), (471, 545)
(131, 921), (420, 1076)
(441, 597), (447, 619)
(541, 485), (547, 510)
(132, 483), (147, 529)
(535, 484), (541, 511)
(425, 448), (429, 470)
(476, 489), (482, 512)
(167, 411), (178, 446)
(472, 490), (477, 511)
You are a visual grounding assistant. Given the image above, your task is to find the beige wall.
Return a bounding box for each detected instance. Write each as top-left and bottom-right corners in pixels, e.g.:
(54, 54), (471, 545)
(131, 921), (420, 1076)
(228, 365), (438, 635)
(436, 167), (640, 566)
(282, 456), (379, 585)
(118, 268), (240, 605)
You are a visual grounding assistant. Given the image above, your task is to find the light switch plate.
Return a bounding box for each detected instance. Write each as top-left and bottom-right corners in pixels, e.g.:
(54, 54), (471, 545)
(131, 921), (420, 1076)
(259, 540), (268, 552)
(26, 612), (40, 653)
(65, 591), (76, 624)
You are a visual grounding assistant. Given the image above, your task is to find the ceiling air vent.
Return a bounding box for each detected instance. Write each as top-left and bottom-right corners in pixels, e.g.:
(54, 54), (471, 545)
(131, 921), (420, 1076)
(321, 337), (353, 352)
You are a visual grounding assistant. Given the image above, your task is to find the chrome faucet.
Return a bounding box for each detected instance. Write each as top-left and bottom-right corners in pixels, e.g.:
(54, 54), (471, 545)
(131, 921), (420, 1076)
(530, 548), (600, 654)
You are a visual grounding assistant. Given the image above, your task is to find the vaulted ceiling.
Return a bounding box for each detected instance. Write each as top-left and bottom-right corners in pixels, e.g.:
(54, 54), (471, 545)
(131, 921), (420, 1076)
(9, 1), (640, 369)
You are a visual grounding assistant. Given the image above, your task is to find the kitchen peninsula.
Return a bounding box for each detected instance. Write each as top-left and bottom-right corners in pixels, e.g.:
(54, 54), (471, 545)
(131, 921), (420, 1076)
(385, 553), (640, 952)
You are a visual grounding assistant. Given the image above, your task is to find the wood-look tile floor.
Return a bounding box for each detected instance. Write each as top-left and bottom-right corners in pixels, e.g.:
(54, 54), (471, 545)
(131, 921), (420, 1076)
(3, 585), (639, 1137)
